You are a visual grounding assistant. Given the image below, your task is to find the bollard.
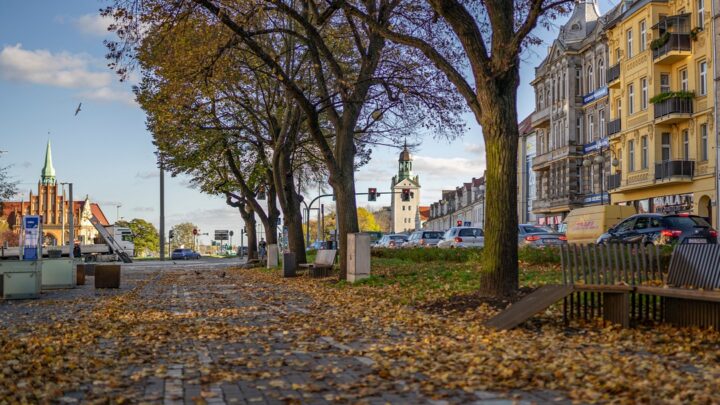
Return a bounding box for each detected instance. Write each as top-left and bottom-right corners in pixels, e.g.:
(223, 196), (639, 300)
(267, 244), (279, 268)
(282, 252), (296, 277)
(76, 264), (85, 285)
(347, 233), (371, 283)
(95, 264), (121, 288)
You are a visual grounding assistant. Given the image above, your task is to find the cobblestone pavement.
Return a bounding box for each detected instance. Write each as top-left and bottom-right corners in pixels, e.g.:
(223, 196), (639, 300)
(0, 266), (572, 404)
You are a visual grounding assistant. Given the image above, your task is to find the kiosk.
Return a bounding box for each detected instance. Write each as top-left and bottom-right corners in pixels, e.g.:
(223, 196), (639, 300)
(0, 215), (42, 299)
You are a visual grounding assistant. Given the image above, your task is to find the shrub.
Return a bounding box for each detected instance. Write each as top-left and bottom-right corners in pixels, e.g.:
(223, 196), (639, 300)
(518, 246), (561, 266)
(649, 90), (694, 104)
(370, 247), (480, 263)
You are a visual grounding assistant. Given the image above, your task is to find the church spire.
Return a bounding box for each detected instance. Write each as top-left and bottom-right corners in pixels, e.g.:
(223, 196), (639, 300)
(398, 139), (412, 180)
(41, 139), (56, 185)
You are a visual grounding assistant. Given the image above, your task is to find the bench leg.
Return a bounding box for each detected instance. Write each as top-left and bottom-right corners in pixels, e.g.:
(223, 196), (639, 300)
(603, 292), (630, 328)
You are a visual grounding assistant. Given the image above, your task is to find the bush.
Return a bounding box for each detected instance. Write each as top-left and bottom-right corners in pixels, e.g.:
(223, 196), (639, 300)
(517, 246), (561, 266)
(370, 247), (480, 263)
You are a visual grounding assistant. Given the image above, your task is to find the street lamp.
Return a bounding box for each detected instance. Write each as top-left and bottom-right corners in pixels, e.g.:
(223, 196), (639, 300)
(116, 204), (122, 224)
(583, 146), (619, 205)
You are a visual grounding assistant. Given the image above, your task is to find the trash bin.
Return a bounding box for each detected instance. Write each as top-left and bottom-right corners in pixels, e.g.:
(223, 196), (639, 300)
(282, 252), (296, 278)
(95, 264), (121, 288)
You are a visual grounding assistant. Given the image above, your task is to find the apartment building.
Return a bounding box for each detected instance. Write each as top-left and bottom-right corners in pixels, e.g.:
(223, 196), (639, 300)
(605, 0), (717, 227)
(426, 177), (486, 232)
(530, 0), (616, 228)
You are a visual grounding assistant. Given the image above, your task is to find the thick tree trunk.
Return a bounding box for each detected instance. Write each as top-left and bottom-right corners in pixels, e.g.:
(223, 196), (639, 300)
(329, 133), (360, 280)
(477, 76), (520, 297)
(237, 202), (258, 260)
(273, 147), (307, 264)
(263, 182), (280, 245)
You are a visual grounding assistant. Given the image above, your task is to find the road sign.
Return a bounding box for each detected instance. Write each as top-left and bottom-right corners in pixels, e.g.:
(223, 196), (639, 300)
(192, 228), (198, 236)
(214, 230), (229, 241)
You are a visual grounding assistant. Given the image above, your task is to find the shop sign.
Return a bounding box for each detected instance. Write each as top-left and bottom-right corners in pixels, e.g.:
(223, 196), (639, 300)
(653, 194), (693, 214)
(583, 137), (609, 154)
(583, 86), (608, 104)
(583, 193), (609, 204)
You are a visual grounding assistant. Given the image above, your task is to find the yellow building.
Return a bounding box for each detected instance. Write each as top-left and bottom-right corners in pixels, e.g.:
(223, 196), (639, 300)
(604, 0), (716, 227)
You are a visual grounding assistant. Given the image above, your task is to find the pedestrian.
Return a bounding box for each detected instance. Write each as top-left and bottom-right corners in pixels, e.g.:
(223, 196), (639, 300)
(258, 238), (267, 260)
(73, 243), (81, 259)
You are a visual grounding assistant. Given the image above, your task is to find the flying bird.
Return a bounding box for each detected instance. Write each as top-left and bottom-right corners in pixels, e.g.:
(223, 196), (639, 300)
(74, 103), (82, 116)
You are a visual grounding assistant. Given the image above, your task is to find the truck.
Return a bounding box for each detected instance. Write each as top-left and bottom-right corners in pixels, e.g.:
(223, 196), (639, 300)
(0, 216), (134, 262)
(560, 205), (637, 244)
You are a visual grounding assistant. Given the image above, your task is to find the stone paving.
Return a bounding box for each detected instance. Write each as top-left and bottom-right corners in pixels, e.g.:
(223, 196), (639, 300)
(0, 265), (573, 404)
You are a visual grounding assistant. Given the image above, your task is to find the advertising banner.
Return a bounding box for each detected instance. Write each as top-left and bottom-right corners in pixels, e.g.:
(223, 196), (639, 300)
(22, 215), (40, 261)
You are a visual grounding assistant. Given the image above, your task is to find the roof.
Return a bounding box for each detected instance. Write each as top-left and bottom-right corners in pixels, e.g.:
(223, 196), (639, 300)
(399, 140), (411, 162)
(518, 113), (533, 136)
(0, 199), (111, 227)
(418, 206), (430, 221)
(41, 140), (56, 185)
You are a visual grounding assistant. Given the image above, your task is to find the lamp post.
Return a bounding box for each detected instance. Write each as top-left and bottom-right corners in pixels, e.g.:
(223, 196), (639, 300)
(115, 204), (122, 224)
(60, 182), (74, 258)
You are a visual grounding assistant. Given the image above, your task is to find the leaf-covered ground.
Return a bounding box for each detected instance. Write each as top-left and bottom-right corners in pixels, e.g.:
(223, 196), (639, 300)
(1, 261), (719, 404)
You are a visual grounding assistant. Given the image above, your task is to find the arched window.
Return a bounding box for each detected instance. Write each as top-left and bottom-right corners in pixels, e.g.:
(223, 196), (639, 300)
(598, 59), (604, 86)
(587, 65), (594, 93)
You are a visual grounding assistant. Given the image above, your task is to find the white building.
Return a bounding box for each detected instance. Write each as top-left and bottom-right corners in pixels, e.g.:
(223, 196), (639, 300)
(390, 142), (420, 233)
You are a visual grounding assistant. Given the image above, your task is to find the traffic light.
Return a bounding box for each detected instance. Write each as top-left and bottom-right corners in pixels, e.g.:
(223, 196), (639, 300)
(456, 220), (462, 227)
(368, 188), (377, 201)
(401, 189), (411, 201)
(169, 230), (175, 239)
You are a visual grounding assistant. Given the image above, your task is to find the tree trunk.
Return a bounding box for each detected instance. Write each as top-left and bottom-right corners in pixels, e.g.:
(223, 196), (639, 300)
(477, 76), (520, 297)
(273, 146), (307, 264)
(329, 133), (360, 280)
(263, 180), (280, 245)
(237, 203), (258, 260)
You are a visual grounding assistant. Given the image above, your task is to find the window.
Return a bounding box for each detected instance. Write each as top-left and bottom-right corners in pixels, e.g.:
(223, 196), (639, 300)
(576, 117), (582, 142)
(662, 132), (671, 161)
(699, 61), (707, 95)
(599, 109), (605, 138)
(575, 69), (581, 95)
(587, 66), (594, 93)
(640, 20), (647, 51)
(402, 205), (405, 211)
(616, 218), (636, 233)
(628, 140), (635, 171)
(680, 68), (688, 91)
(700, 123), (708, 160)
(561, 72), (566, 100)
(641, 136), (648, 169)
(628, 83), (635, 114)
(598, 59), (604, 85)
(616, 98), (622, 119)
(683, 129), (690, 159)
(641, 77), (648, 110)
(615, 48), (621, 63)
(618, 148), (623, 172)
(626, 29), (633, 58)
(660, 73), (670, 93)
(588, 114), (595, 141)
(698, 0), (705, 29)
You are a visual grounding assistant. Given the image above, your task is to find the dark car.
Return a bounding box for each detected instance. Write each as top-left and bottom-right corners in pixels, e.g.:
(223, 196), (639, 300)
(405, 230), (445, 248)
(518, 224), (567, 247)
(597, 214), (718, 246)
(171, 248), (201, 260)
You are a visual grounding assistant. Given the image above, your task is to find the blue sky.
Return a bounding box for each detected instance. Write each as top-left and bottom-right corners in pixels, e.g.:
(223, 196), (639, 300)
(0, 1), (614, 244)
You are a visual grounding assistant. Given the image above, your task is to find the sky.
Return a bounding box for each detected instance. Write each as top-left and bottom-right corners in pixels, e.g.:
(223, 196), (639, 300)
(0, 0), (615, 245)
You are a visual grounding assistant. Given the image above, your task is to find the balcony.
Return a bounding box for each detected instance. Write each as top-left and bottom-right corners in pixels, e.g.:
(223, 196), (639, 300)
(607, 173), (622, 190)
(652, 14), (692, 64)
(606, 63), (620, 87)
(655, 160), (695, 181)
(607, 118), (621, 136)
(531, 106), (551, 128)
(654, 96), (693, 123)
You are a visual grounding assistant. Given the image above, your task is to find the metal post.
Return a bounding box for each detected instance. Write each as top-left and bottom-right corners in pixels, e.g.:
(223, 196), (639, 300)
(68, 183), (74, 259)
(159, 162), (165, 260)
(241, 229), (245, 257)
(320, 204), (325, 242)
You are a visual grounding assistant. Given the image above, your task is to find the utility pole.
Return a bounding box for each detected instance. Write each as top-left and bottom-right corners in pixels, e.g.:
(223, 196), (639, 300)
(68, 183), (74, 259)
(159, 162), (165, 260)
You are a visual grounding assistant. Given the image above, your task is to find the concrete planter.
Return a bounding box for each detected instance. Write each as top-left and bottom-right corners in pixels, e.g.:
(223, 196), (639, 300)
(0, 260), (41, 299)
(41, 259), (76, 289)
(95, 264), (121, 288)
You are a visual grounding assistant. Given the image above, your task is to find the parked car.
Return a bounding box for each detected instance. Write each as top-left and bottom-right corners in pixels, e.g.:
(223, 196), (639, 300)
(171, 248), (201, 260)
(437, 227), (484, 248)
(518, 224), (567, 247)
(596, 214), (718, 246)
(375, 234), (409, 248)
(405, 230), (445, 248)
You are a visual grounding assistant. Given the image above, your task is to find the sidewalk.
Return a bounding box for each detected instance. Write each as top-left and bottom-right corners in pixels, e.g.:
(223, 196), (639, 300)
(0, 266), (570, 404)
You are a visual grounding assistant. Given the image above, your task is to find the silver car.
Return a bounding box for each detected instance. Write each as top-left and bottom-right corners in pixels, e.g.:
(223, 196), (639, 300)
(437, 227), (484, 248)
(405, 230), (445, 248)
(518, 224), (567, 247)
(375, 234), (408, 248)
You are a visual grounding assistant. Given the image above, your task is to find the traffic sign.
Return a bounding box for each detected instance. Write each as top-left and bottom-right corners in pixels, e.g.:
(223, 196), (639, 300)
(214, 230), (229, 241)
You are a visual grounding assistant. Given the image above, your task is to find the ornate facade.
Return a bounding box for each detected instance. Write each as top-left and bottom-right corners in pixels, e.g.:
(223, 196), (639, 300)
(390, 142), (421, 233)
(0, 141), (110, 246)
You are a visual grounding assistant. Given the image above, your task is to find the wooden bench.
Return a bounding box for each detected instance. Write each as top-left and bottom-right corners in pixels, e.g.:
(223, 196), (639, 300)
(298, 249), (336, 278)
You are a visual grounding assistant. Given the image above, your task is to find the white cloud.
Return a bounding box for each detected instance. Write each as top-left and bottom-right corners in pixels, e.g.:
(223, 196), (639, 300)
(413, 155), (485, 181)
(80, 87), (136, 106)
(135, 171), (160, 180)
(74, 14), (114, 36)
(464, 143), (485, 155)
(0, 44), (111, 89)
(133, 206), (155, 212)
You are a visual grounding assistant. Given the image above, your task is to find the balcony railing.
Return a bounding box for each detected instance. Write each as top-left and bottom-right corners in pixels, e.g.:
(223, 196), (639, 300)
(654, 160), (695, 180)
(652, 33), (691, 59)
(606, 63), (620, 84)
(654, 97), (693, 119)
(607, 173), (622, 190)
(607, 118), (621, 136)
